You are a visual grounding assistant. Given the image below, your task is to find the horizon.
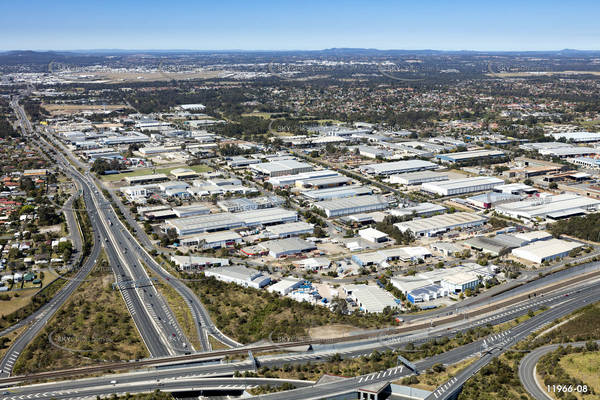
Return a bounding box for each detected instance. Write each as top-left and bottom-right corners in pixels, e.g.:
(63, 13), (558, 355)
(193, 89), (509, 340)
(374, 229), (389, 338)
(2, 0), (599, 51)
(3, 48), (600, 53)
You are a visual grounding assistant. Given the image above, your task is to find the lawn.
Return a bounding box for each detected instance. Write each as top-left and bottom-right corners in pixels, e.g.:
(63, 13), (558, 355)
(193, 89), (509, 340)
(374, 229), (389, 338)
(0, 275), (65, 330)
(101, 164), (212, 182)
(559, 352), (600, 399)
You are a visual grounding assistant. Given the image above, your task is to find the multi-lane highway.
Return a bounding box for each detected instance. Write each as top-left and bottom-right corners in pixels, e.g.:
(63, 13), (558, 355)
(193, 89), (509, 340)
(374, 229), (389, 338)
(423, 287), (600, 400)
(0, 256), (597, 387)
(0, 103), (105, 377)
(2, 274), (599, 399)
(5, 98), (191, 361)
(43, 120), (240, 352)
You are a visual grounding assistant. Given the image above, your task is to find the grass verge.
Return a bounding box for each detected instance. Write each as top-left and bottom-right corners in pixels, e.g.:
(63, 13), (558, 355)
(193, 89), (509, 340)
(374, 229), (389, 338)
(13, 251), (149, 374)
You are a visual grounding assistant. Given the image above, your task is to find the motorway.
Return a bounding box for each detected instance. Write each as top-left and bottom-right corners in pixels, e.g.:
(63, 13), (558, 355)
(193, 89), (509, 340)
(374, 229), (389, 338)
(44, 123), (240, 351)
(4, 96), (600, 398)
(421, 287), (600, 400)
(0, 258), (598, 386)
(0, 102), (105, 377)
(6, 98), (191, 361)
(1, 276), (599, 399)
(518, 340), (600, 400)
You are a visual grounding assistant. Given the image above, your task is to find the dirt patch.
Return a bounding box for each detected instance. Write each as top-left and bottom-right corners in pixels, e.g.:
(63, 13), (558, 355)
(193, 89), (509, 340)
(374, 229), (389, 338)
(309, 324), (364, 340)
(42, 103), (127, 116)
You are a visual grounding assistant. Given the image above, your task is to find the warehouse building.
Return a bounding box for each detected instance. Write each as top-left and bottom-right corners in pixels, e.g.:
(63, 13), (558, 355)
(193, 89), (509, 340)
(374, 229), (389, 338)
(269, 169), (339, 187)
(204, 265), (271, 289)
(145, 209), (177, 221)
(298, 257), (331, 271)
(389, 202), (446, 218)
(355, 145), (394, 159)
(265, 222), (314, 238)
(512, 238), (582, 264)
(421, 176), (504, 196)
(392, 263), (495, 301)
(359, 160), (438, 176)
(314, 195), (389, 217)
(493, 183), (537, 195)
(435, 149), (505, 164)
(261, 237), (317, 258)
(166, 207), (297, 236)
(430, 242), (463, 257)
(227, 156), (260, 167)
(440, 272), (481, 294)
(250, 160), (313, 177)
(295, 175), (352, 189)
(302, 185), (372, 201)
(267, 277), (304, 296)
(187, 183), (257, 197)
(170, 255), (229, 271)
(346, 211), (388, 225)
(395, 212), (487, 237)
(170, 168), (199, 180)
(218, 198), (259, 212)
(407, 285), (448, 304)
(495, 194), (600, 221)
(172, 205), (211, 218)
(124, 173), (169, 185)
(358, 227), (389, 243)
(463, 234), (527, 257)
(512, 230), (553, 244)
(352, 247), (431, 267)
(217, 195), (285, 212)
(550, 131), (600, 143)
(388, 171), (449, 186)
(465, 192), (521, 209)
(538, 146), (600, 159)
(180, 230), (243, 249)
(343, 284), (399, 313)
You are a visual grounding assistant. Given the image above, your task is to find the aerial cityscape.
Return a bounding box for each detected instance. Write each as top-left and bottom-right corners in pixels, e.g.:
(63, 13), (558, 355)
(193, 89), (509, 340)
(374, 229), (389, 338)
(1, 1), (600, 400)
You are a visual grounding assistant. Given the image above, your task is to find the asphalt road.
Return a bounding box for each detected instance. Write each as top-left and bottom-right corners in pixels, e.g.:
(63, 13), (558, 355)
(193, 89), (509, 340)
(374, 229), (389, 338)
(423, 285), (600, 400)
(9, 98), (190, 359)
(518, 340), (600, 400)
(0, 103), (104, 377)
(46, 123), (240, 352)
(2, 278), (599, 399)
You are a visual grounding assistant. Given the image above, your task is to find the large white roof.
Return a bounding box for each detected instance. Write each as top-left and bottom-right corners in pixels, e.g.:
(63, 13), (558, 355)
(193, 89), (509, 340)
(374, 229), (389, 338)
(496, 194), (600, 219)
(344, 284), (398, 313)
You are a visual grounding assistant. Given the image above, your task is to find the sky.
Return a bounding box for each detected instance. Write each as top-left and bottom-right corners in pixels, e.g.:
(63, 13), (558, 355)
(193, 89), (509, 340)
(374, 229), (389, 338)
(1, 0), (600, 51)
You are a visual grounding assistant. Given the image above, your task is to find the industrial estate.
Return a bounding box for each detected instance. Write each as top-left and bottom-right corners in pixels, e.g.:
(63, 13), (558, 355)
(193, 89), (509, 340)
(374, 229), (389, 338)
(1, 29), (600, 400)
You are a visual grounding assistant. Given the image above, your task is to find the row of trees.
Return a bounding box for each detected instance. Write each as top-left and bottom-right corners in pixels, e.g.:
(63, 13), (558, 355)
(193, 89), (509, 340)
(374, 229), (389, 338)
(549, 213), (600, 242)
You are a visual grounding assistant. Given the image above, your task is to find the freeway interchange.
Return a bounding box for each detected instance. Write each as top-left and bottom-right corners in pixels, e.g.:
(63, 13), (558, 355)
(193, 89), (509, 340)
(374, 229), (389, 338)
(1, 97), (600, 398)
(1, 276), (599, 400)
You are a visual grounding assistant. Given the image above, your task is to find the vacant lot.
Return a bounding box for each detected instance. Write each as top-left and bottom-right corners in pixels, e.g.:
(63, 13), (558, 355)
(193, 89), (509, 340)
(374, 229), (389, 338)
(101, 164), (212, 182)
(187, 274), (391, 344)
(0, 276), (65, 331)
(42, 103), (127, 116)
(13, 253), (148, 373)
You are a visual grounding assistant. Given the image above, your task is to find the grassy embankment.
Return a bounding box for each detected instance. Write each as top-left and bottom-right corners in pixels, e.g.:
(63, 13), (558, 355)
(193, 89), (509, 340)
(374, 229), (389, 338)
(13, 251), (149, 373)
